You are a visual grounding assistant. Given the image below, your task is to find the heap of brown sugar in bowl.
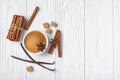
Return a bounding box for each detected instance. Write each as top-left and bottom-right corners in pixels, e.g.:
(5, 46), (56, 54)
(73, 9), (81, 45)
(24, 31), (46, 53)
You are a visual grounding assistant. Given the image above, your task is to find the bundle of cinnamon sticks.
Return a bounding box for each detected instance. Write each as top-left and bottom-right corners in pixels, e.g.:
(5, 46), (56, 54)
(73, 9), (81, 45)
(7, 7), (39, 42)
(7, 15), (25, 41)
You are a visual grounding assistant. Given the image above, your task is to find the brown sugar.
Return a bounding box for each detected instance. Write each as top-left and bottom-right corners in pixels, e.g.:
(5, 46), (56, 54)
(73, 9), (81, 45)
(43, 22), (49, 28)
(24, 31), (46, 53)
(46, 28), (51, 34)
(50, 21), (57, 27)
(26, 66), (33, 72)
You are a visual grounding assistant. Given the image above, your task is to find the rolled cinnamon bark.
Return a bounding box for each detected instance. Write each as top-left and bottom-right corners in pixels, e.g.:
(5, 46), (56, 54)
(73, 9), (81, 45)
(16, 16), (24, 41)
(48, 30), (62, 57)
(7, 15), (18, 39)
(6, 15), (25, 42)
(11, 16), (20, 40)
(24, 6), (39, 30)
(57, 31), (62, 57)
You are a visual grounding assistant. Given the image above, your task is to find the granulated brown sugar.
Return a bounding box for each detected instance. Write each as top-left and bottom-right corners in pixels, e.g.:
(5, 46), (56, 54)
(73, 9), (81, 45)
(24, 31), (46, 53)
(26, 66), (33, 72)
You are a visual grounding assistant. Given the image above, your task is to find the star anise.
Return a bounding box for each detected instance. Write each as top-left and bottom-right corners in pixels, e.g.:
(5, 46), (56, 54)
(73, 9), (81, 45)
(36, 42), (46, 52)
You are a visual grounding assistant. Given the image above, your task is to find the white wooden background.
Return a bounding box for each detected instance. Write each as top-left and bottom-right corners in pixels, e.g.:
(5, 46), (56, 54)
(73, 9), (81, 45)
(0, 0), (120, 80)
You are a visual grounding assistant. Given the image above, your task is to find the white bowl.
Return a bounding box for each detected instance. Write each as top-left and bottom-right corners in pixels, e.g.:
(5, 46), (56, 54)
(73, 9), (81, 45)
(23, 30), (49, 55)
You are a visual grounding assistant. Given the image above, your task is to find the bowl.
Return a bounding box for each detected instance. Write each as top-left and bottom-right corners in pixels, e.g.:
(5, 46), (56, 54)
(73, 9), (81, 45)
(23, 30), (49, 55)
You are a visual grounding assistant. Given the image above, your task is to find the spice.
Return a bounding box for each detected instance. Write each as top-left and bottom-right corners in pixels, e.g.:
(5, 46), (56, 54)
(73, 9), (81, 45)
(6, 15), (25, 41)
(48, 30), (62, 57)
(11, 55), (55, 65)
(20, 43), (55, 71)
(24, 6), (39, 30)
(36, 42), (46, 51)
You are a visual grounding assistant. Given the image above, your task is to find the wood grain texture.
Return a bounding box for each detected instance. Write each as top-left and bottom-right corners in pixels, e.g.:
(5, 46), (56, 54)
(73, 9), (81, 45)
(85, 0), (113, 80)
(0, 0), (27, 80)
(113, 0), (120, 80)
(0, 0), (2, 79)
(0, 0), (120, 80)
(26, 0), (55, 80)
(55, 0), (84, 80)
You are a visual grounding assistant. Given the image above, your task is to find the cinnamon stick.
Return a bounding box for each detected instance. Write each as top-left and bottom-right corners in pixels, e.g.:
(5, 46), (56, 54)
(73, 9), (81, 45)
(16, 16), (24, 41)
(11, 16), (20, 40)
(15, 16), (21, 41)
(24, 6), (39, 30)
(57, 31), (62, 57)
(48, 30), (60, 54)
(7, 15), (18, 39)
(48, 30), (62, 57)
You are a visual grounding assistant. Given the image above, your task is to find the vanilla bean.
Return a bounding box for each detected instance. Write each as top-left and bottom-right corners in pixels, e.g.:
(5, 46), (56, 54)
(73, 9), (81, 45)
(20, 43), (55, 71)
(11, 55), (55, 65)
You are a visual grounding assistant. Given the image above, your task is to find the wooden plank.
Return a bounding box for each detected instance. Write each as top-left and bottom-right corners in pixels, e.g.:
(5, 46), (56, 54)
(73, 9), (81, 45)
(26, 0), (55, 80)
(0, 1), (3, 79)
(85, 0), (113, 80)
(55, 0), (85, 80)
(0, 0), (27, 80)
(113, 0), (120, 80)
(2, 0), (120, 80)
